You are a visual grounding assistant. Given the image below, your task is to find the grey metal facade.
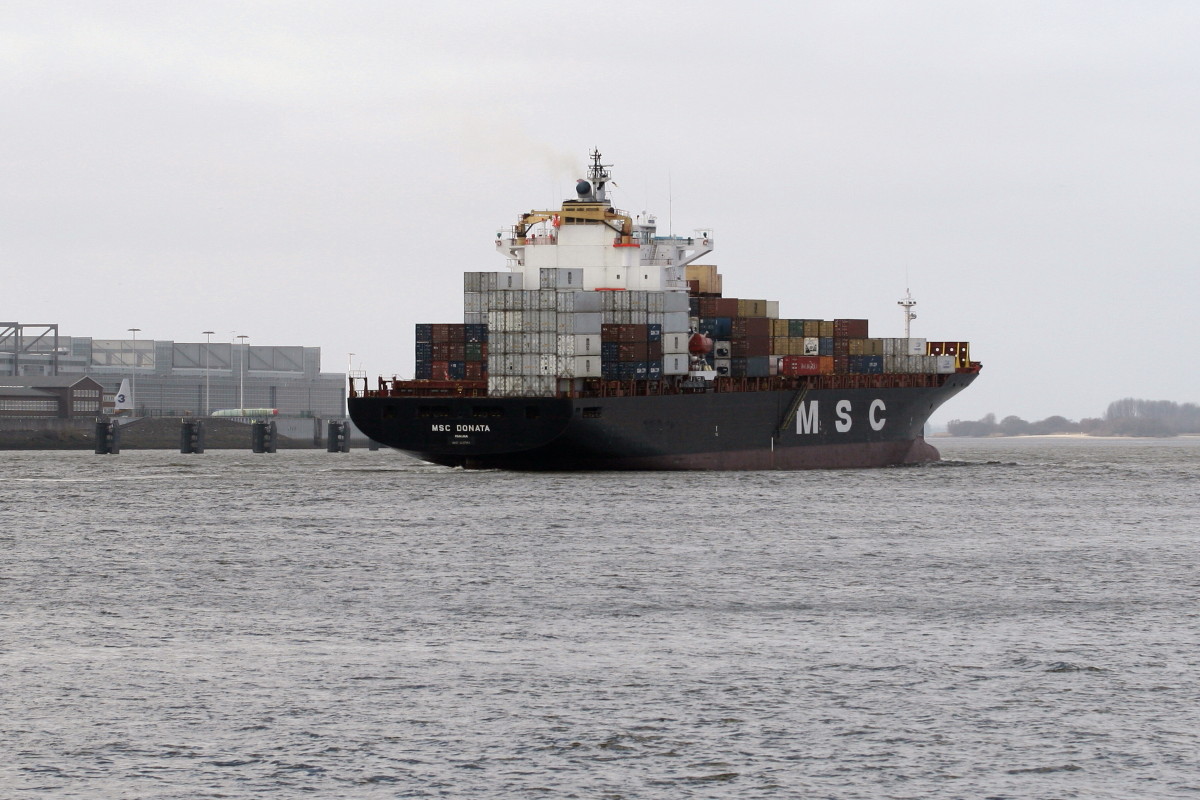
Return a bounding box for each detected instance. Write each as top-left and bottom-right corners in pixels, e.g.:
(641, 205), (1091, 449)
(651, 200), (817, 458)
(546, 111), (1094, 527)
(2, 326), (346, 418)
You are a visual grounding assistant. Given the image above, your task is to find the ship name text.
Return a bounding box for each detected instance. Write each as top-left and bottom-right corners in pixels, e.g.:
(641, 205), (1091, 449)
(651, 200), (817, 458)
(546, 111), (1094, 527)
(795, 399), (886, 435)
(431, 423), (492, 433)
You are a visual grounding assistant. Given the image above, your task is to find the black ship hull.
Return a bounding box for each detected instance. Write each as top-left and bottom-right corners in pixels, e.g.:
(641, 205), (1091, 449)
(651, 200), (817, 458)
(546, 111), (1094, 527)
(349, 373), (976, 470)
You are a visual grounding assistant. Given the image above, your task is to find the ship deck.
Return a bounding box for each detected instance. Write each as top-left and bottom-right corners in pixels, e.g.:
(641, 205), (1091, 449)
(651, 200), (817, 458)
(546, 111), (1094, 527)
(350, 365), (981, 401)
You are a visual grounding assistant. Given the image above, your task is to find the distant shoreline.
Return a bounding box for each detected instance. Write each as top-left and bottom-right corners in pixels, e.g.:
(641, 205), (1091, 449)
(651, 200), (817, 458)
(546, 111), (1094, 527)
(932, 432), (1200, 440)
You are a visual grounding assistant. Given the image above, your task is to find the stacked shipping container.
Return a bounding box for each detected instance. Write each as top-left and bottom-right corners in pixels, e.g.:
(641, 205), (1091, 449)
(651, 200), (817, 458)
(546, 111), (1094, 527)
(413, 323), (488, 381)
(410, 266), (970, 392)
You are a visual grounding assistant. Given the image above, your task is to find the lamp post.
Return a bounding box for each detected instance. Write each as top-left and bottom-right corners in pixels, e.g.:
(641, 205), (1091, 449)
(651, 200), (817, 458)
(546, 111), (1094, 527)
(202, 330), (215, 415)
(127, 327), (140, 415)
(236, 334), (249, 411)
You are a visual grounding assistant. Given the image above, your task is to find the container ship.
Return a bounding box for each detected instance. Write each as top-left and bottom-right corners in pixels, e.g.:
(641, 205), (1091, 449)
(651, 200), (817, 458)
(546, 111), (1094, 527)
(348, 151), (979, 470)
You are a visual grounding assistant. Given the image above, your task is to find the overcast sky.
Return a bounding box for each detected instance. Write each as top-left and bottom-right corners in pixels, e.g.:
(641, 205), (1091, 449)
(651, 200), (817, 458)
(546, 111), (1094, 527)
(4, 1), (1198, 425)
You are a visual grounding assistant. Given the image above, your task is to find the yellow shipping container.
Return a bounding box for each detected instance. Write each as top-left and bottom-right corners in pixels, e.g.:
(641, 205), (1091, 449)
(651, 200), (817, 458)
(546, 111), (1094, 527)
(737, 299), (769, 317)
(685, 264), (722, 294)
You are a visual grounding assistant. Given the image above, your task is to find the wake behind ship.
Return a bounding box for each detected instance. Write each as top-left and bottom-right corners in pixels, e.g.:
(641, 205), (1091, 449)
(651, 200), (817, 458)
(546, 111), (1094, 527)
(349, 151), (979, 470)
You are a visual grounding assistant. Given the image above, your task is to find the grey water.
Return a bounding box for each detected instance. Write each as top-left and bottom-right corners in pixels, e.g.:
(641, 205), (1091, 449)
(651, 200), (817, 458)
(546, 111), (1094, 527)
(2, 437), (1198, 799)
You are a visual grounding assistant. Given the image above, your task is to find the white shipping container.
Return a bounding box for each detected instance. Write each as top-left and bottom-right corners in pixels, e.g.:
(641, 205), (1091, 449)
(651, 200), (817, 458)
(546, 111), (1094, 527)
(648, 312), (664, 326)
(573, 334), (601, 355)
(803, 338), (819, 356)
(714, 340), (732, 359)
(936, 355), (957, 374)
(571, 355), (603, 378)
(538, 267), (584, 289)
(629, 310), (648, 325)
(714, 358), (731, 376)
(496, 375), (553, 396)
(568, 291), (602, 312)
(907, 338), (928, 356)
(463, 312), (485, 325)
(628, 291), (648, 311)
(463, 292), (483, 313)
(663, 332), (689, 354)
(663, 291), (690, 312)
(662, 311), (689, 332)
(557, 312), (602, 334)
(603, 310), (634, 324)
(766, 300), (779, 319)
(662, 353), (689, 375)
(648, 292), (664, 313)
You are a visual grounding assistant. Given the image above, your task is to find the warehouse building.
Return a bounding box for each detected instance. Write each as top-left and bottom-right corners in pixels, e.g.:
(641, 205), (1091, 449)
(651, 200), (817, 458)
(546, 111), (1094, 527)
(1, 322), (346, 418)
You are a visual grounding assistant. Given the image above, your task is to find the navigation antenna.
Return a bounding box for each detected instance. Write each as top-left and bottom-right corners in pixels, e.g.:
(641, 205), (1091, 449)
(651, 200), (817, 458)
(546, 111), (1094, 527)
(588, 148), (611, 202)
(898, 288), (918, 338)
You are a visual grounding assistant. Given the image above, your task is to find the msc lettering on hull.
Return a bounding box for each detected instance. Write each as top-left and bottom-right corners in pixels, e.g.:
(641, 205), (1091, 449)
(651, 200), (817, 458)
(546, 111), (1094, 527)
(795, 399), (886, 435)
(431, 424), (492, 433)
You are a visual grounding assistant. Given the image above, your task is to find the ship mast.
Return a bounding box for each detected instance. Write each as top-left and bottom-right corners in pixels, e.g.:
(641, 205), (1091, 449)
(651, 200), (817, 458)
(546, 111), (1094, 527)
(898, 288), (917, 338)
(588, 148), (610, 203)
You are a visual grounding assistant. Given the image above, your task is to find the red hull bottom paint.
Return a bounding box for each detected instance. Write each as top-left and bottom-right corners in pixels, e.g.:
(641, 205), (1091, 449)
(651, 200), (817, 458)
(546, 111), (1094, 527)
(456, 437), (941, 471)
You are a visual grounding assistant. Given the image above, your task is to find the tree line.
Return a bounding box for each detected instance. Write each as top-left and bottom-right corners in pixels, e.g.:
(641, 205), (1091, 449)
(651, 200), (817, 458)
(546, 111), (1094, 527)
(946, 398), (1200, 437)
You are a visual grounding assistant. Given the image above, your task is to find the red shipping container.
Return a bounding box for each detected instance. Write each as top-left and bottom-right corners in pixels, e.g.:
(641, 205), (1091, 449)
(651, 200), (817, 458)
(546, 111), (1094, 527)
(833, 319), (869, 338)
(618, 342), (648, 361)
(602, 324), (648, 343)
(781, 355), (823, 375)
(431, 323), (467, 343)
(732, 317), (771, 338)
(715, 298), (739, 317)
